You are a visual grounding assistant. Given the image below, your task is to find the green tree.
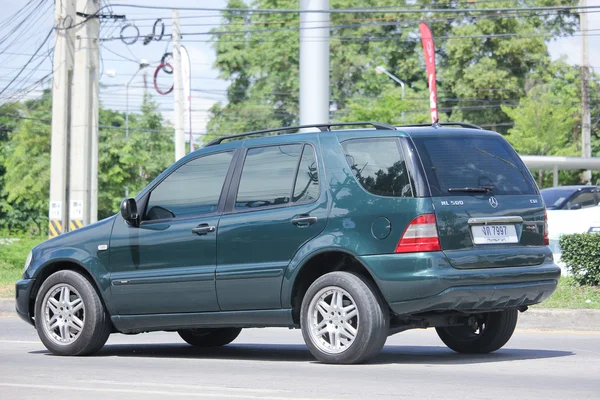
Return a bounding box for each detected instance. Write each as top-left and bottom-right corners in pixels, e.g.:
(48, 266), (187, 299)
(207, 0), (579, 137)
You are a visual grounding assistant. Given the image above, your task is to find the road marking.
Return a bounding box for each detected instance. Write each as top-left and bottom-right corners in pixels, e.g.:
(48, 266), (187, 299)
(516, 329), (600, 335)
(0, 383), (331, 400)
(0, 340), (40, 344)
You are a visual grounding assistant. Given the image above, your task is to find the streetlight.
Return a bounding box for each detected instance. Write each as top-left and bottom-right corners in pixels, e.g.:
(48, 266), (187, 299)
(375, 66), (405, 122)
(125, 60), (149, 138)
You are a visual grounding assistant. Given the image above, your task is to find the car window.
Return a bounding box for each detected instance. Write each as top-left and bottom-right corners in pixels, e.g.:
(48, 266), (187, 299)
(412, 135), (537, 197)
(569, 192), (596, 209)
(144, 151), (233, 220)
(342, 138), (413, 197)
(541, 189), (574, 209)
(236, 144), (303, 209)
(293, 145), (319, 203)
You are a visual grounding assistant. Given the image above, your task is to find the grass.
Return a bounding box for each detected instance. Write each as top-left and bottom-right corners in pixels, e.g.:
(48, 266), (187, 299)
(1, 237), (600, 309)
(0, 237), (44, 298)
(541, 277), (600, 309)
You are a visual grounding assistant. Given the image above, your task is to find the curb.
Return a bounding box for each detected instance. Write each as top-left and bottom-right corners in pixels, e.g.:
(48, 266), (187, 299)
(518, 308), (600, 331)
(1, 298), (600, 331)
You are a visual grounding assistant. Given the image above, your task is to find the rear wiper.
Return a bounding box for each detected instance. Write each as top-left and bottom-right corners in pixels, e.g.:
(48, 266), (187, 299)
(448, 186), (494, 193)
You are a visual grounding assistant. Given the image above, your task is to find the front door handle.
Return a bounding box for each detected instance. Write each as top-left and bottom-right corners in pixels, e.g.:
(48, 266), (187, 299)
(291, 215), (318, 227)
(192, 224), (216, 235)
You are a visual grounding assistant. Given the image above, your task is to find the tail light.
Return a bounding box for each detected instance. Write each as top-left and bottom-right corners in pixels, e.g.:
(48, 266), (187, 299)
(395, 213), (441, 253)
(544, 209), (549, 245)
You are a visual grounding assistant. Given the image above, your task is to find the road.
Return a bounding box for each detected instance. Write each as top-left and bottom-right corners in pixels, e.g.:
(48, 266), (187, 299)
(0, 316), (598, 400)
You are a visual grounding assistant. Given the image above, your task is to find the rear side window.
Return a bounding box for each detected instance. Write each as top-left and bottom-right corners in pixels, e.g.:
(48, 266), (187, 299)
(412, 135), (536, 197)
(235, 144), (320, 210)
(342, 138), (413, 197)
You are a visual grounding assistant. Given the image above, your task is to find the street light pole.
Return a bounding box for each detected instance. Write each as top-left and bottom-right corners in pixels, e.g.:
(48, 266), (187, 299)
(376, 66), (405, 122)
(125, 61), (149, 138)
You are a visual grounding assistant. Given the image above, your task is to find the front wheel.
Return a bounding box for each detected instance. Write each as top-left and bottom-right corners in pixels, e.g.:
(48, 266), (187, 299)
(34, 270), (111, 356)
(178, 328), (242, 347)
(436, 309), (518, 354)
(300, 272), (389, 364)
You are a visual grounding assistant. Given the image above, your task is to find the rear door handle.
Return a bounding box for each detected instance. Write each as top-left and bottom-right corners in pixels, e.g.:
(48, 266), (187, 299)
(192, 224), (216, 235)
(292, 215), (317, 227)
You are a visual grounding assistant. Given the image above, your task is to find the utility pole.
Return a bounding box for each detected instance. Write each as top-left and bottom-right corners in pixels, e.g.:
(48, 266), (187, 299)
(69, 0), (100, 230)
(581, 0), (592, 184)
(299, 0), (330, 126)
(173, 10), (185, 161)
(49, 0), (76, 238)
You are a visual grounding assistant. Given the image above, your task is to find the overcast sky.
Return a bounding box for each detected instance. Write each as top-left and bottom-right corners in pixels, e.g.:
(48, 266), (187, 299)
(1, 0), (598, 144)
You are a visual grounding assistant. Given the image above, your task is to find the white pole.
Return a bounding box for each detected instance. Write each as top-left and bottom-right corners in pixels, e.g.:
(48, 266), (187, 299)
(173, 9), (185, 160)
(581, 0), (592, 184)
(49, 0), (76, 237)
(69, 0), (99, 229)
(299, 0), (330, 126)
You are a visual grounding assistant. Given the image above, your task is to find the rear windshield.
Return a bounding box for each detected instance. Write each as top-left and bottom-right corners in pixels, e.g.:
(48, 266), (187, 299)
(412, 135), (537, 197)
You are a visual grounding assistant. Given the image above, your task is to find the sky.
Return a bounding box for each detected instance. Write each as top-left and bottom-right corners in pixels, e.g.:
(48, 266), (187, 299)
(1, 0), (599, 145)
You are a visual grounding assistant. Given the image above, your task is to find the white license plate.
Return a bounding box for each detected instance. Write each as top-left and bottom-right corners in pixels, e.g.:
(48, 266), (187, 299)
(471, 224), (518, 244)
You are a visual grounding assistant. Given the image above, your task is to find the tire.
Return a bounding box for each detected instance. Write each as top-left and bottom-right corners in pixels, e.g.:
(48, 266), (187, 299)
(178, 328), (242, 347)
(436, 309), (518, 354)
(34, 270), (111, 356)
(300, 271), (389, 364)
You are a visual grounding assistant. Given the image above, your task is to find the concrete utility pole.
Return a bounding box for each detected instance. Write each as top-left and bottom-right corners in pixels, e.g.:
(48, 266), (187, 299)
(299, 0), (330, 126)
(69, 0), (100, 229)
(49, 0), (76, 238)
(172, 10), (186, 161)
(581, 0), (592, 184)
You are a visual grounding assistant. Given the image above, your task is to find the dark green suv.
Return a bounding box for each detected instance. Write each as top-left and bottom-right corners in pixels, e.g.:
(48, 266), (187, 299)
(16, 122), (560, 364)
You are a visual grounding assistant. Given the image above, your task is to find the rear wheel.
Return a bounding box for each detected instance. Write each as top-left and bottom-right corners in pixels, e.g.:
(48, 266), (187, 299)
(436, 309), (518, 354)
(34, 270), (111, 356)
(178, 328), (242, 347)
(300, 271), (389, 364)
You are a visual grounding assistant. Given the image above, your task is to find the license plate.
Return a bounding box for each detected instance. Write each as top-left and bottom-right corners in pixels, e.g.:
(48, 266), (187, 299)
(471, 224), (518, 244)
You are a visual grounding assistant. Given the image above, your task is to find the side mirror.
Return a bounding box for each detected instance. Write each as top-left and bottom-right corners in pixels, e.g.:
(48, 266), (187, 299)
(120, 198), (139, 226)
(570, 203), (582, 210)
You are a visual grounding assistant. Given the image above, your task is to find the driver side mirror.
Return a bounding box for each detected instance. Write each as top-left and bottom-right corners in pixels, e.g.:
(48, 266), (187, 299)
(120, 198), (139, 227)
(569, 203), (582, 210)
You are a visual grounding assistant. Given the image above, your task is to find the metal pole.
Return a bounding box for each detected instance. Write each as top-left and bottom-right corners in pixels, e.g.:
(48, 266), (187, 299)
(181, 45), (193, 152)
(49, 0), (76, 238)
(173, 9), (185, 160)
(125, 68), (142, 139)
(299, 0), (330, 126)
(581, 0), (592, 184)
(376, 66), (405, 122)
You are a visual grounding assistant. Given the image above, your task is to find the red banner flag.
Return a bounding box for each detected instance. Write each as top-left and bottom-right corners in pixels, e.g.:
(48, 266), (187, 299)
(419, 22), (438, 123)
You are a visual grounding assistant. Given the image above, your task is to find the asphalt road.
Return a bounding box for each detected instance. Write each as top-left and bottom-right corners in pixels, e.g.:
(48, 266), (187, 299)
(0, 316), (598, 400)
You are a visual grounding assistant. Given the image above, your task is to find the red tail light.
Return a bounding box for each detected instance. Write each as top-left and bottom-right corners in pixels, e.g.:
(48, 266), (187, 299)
(544, 209), (549, 245)
(395, 213), (441, 253)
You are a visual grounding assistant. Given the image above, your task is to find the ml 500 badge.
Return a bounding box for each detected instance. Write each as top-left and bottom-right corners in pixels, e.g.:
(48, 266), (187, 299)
(440, 200), (464, 206)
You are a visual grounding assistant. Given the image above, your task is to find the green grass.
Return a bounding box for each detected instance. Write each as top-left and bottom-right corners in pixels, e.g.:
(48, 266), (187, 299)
(1, 237), (600, 309)
(0, 237), (44, 298)
(540, 277), (600, 309)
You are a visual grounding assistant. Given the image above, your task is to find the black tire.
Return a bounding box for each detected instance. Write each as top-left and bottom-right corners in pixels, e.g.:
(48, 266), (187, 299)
(178, 328), (242, 347)
(34, 270), (111, 356)
(300, 271), (389, 364)
(436, 309), (518, 354)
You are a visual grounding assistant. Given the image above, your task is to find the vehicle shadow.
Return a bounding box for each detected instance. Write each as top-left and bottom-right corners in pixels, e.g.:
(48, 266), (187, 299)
(33, 343), (573, 365)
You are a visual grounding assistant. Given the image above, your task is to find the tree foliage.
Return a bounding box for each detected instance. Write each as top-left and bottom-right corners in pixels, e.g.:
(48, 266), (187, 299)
(207, 0), (579, 137)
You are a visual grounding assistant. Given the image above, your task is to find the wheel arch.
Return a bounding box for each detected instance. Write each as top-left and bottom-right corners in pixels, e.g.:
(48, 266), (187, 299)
(285, 248), (388, 326)
(29, 259), (113, 325)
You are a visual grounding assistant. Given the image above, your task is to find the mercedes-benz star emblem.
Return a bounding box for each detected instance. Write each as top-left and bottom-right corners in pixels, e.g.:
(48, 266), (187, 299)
(489, 196), (499, 208)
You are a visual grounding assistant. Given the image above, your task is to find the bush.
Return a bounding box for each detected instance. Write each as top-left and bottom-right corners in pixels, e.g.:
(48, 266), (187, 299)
(0, 237), (44, 285)
(559, 233), (600, 286)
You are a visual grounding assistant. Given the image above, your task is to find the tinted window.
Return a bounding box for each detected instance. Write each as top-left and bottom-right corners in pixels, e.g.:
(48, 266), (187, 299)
(413, 135), (536, 197)
(293, 145), (319, 203)
(569, 192), (597, 209)
(236, 144), (302, 209)
(541, 188), (575, 209)
(342, 138), (413, 197)
(145, 151), (233, 220)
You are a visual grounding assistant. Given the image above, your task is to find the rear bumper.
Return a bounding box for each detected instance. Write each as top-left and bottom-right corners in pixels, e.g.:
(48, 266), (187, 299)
(359, 251), (560, 316)
(15, 278), (35, 326)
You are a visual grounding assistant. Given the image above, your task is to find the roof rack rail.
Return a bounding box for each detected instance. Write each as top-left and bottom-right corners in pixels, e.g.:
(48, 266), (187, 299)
(397, 122), (483, 130)
(204, 121), (396, 147)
